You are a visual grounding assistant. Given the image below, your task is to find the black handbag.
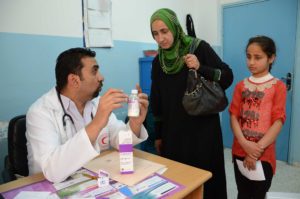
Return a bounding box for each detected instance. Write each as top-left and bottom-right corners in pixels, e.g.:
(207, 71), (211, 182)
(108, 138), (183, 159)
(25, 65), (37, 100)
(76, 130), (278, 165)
(182, 38), (228, 116)
(182, 69), (228, 115)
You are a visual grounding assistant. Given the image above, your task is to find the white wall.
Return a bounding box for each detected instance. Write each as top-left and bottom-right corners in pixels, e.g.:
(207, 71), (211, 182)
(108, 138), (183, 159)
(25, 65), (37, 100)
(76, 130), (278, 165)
(0, 0), (83, 37)
(0, 0), (220, 44)
(189, 0), (220, 45)
(112, 0), (220, 44)
(220, 0), (266, 5)
(220, 0), (245, 4)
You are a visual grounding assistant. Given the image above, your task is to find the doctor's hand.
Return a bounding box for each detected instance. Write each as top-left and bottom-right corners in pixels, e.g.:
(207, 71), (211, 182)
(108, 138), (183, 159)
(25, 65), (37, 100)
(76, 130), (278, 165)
(96, 88), (128, 127)
(86, 88), (128, 143)
(129, 85), (149, 137)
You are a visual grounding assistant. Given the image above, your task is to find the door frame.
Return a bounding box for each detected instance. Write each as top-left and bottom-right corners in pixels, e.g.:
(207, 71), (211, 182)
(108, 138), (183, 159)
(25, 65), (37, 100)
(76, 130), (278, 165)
(220, 0), (300, 164)
(289, 0), (300, 166)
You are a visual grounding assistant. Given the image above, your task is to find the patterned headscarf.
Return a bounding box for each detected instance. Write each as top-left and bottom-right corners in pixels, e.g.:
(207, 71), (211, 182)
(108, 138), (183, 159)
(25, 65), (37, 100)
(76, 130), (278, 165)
(150, 8), (197, 74)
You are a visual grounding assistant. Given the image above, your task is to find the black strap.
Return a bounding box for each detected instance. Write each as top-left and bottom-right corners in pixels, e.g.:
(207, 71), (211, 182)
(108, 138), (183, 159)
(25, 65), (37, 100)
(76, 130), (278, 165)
(189, 38), (201, 54)
(186, 14), (196, 37)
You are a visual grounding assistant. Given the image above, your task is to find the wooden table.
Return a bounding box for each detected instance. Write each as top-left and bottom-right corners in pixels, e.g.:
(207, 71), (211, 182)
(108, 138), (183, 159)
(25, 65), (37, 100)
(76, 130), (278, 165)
(0, 149), (212, 199)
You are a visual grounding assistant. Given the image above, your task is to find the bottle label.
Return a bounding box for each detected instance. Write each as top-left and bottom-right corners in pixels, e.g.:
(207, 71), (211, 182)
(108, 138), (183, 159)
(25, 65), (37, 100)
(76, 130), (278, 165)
(128, 98), (140, 117)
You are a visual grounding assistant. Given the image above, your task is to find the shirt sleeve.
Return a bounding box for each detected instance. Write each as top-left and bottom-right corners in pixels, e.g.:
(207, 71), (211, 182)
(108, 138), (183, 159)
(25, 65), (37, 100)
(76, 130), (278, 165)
(26, 108), (99, 183)
(271, 81), (287, 124)
(195, 40), (234, 90)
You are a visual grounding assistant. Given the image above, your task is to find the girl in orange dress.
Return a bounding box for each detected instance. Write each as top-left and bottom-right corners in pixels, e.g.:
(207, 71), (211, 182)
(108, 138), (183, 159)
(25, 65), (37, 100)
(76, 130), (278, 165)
(229, 35), (286, 199)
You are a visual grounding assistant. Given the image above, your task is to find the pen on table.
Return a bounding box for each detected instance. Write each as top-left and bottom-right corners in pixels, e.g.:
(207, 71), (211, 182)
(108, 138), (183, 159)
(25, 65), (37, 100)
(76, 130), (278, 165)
(160, 186), (176, 195)
(83, 173), (98, 180)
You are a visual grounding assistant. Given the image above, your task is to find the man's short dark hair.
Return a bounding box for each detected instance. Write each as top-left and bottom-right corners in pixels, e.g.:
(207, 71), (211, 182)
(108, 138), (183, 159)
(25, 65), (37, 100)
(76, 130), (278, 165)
(55, 48), (96, 91)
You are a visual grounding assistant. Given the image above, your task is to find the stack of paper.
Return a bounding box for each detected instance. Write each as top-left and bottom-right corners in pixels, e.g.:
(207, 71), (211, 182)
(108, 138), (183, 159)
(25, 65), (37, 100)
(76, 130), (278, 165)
(84, 151), (166, 186)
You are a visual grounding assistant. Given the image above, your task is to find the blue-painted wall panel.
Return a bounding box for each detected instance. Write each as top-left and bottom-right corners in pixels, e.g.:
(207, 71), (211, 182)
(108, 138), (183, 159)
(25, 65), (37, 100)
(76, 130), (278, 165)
(0, 32), (156, 121)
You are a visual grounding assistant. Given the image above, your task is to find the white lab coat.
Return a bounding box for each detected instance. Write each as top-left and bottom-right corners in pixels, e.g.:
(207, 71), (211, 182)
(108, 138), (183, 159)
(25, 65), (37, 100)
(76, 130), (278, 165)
(26, 88), (148, 183)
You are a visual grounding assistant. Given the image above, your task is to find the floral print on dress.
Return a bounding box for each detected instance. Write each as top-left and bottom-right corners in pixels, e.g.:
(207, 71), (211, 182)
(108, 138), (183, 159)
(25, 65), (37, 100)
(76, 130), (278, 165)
(239, 78), (278, 142)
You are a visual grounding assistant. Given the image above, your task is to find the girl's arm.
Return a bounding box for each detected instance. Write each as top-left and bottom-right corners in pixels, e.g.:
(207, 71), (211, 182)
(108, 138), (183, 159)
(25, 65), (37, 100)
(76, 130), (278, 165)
(257, 119), (283, 150)
(258, 81), (286, 150)
(231, 114), (264, 159)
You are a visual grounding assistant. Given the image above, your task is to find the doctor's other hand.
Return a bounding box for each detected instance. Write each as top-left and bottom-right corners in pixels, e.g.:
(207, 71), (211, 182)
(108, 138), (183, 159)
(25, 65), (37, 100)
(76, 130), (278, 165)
(95, 88), (128, 128)
(129, 85), (149, 125)
(86, 88), (127, 143)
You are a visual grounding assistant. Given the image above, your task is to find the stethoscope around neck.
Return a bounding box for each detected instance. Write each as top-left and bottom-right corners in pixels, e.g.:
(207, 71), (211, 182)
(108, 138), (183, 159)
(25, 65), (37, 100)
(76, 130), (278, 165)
(55, 87), (93, 130)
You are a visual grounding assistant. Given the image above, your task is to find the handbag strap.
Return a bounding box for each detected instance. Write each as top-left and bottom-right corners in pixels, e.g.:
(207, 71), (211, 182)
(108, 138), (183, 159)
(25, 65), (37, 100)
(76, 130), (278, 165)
(188, 38), (201, 78)
(189, 38), (222, 82)
(186, 14), (196, 37)
(189, 38), (201, 54)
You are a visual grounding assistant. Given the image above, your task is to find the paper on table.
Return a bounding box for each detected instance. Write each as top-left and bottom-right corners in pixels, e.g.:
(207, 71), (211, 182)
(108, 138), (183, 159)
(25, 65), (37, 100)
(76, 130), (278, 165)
(84, 151), (166, 186)
(14, 191), (52, 199)
(236, 159), (266, 181)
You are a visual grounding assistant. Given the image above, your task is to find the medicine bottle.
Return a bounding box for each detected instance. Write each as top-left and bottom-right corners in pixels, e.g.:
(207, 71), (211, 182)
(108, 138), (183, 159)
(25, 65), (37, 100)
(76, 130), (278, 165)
(128, 89), (140, 117)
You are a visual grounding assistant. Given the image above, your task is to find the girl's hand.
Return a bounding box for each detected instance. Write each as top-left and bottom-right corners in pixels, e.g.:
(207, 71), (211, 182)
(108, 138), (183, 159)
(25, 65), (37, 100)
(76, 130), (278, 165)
(183, 54), (200, 70)
(240, 139), (264, 160)
(243, 155), (257, 170)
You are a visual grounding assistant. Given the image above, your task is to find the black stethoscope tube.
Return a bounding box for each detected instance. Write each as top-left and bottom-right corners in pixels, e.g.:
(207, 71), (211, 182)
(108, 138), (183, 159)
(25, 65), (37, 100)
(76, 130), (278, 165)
(55, 87), (93, 129)
(56, 87), (75, 128)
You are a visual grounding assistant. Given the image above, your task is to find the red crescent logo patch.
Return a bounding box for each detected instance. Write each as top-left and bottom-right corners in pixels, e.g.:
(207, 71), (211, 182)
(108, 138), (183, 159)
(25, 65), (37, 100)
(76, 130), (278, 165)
(101, 136), (108, 145)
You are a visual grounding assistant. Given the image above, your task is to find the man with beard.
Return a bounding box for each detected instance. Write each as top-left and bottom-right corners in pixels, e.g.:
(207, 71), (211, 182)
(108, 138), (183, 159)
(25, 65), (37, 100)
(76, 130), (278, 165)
(26, 48), (149, 183)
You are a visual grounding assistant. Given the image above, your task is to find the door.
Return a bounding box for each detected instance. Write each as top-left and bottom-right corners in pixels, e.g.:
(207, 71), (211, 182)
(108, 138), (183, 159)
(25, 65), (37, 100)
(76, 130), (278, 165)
(222, 0), (297, 161)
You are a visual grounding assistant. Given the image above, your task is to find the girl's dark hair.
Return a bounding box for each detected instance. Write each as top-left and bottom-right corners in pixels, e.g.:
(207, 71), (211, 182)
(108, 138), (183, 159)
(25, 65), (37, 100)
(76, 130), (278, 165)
(55, 48), (96, 91)
(246, 35), (276, 71)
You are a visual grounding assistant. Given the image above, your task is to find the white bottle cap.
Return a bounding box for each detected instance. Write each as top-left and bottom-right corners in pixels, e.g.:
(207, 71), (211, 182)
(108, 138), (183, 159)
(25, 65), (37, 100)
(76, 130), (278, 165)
(131, 89), (138, 94)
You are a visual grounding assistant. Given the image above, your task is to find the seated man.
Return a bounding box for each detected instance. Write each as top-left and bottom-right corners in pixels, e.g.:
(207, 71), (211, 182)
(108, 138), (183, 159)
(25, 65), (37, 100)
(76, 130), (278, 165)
(26, 48), (148, 183)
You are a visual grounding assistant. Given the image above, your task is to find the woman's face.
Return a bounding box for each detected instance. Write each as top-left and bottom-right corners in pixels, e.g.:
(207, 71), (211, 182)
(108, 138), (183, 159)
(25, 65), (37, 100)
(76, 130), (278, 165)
(151, 20), (174, 49)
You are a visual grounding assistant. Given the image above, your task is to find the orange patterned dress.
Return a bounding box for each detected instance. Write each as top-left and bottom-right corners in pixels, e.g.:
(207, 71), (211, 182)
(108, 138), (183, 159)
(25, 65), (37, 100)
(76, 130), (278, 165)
(229, 77), (286, 174)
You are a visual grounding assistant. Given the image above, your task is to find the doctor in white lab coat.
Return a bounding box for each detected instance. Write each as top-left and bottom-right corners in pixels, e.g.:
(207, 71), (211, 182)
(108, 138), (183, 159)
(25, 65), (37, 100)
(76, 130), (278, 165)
(26, 48), (148, 183)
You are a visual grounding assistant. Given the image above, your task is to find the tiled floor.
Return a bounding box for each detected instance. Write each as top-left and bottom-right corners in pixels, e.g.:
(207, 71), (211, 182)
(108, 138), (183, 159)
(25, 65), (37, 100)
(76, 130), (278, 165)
(224, 148), (300, 199)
